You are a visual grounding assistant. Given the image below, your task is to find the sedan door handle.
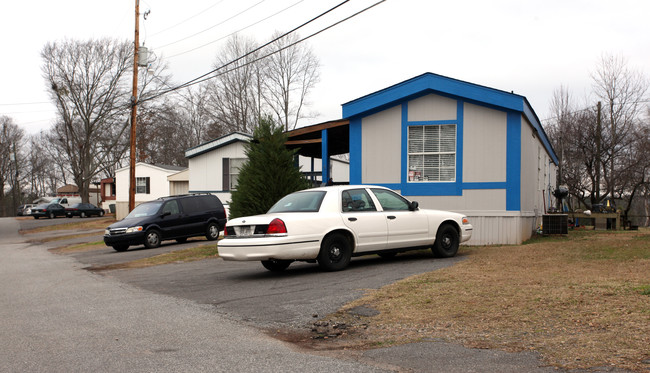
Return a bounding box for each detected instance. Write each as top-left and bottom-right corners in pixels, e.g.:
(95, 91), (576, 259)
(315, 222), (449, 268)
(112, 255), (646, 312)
(348, 217), (357, 222)
(387, 216), (396, 220)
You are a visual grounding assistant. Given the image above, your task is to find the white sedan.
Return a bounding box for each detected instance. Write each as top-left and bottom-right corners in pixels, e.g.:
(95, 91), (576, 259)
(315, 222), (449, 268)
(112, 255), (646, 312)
(218, 185), (473, 271)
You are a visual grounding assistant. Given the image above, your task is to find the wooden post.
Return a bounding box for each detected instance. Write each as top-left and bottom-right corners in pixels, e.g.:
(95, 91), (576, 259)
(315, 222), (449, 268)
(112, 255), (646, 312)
(128, 0), (139, 212)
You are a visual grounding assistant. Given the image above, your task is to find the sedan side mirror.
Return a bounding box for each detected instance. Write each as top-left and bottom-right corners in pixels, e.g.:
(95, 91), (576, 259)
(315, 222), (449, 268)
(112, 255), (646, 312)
(409, 201), (419, 211)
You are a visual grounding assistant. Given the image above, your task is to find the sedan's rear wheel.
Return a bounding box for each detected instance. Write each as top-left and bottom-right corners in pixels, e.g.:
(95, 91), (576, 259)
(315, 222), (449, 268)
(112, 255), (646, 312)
(261, 259), (293, 272)
(48, 212), (55, 219)
(144, 229), (161, 249)
(99, 210), (105, 217)
(80, 212), (86, 218)
(317, 233), (352, 271)
(432, 224), (459, 258)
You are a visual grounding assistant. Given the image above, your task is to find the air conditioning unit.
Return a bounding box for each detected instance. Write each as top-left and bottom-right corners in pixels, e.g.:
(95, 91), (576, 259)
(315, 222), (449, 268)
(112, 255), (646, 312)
(542, 214), (568, 235)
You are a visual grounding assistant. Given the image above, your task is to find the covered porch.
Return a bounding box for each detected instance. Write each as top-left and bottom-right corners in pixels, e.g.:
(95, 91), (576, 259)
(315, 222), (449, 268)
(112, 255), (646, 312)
(285, 119), (350, 184)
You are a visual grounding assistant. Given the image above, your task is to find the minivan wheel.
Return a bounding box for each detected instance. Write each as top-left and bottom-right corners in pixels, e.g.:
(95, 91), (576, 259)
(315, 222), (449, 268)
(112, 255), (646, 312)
(205, 222), (219, 241)
(144, 229), (161, 249)
(113, 244), (129, 252)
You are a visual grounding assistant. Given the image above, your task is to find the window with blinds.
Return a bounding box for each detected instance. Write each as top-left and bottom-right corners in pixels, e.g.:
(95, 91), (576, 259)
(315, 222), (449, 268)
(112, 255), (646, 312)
(136, 177), (150, 194)
(407, 124), (456, 182)
(229, 158), (246, 190)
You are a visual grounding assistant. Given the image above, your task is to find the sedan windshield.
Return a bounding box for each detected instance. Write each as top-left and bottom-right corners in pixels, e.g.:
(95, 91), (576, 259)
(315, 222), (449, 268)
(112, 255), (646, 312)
(267, 191), (326, 213)
(125, 201), (162, 218)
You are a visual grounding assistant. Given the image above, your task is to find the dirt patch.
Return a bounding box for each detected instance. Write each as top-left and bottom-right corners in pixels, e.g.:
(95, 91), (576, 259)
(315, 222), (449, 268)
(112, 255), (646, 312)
(286, 229), (650, 372)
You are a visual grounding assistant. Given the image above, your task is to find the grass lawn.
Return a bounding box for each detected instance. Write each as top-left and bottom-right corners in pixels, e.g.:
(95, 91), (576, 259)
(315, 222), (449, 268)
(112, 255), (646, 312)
(321, 228), (650, 372)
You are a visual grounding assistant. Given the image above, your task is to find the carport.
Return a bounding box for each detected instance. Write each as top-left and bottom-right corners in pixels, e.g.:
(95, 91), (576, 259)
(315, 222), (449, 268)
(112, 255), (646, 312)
(285, 119), (349, 183)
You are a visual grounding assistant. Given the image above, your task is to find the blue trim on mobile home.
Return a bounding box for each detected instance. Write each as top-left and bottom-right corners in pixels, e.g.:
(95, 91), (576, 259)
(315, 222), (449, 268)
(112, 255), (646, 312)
(344, 72), (556, 211)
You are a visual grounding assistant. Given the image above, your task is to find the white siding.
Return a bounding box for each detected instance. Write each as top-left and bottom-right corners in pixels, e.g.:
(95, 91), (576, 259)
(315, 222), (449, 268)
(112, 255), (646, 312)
(188, 141), (248, 194)
(408, 189), (506, 212)
(408, 94), (457, 122)
(114, 163), (182, 219)
(362, 105), (402, 184)
(463, 103), (507, 183)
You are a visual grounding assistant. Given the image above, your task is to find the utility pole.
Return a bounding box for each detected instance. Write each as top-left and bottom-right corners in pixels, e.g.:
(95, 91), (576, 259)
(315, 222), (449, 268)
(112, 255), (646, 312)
(128, 0), (140, 212)
(12, 142), (19, 215)
(595, 101), (602, 204)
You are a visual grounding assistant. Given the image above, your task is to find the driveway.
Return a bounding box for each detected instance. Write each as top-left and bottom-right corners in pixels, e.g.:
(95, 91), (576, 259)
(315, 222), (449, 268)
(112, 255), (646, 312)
(4, 217), (567, 372)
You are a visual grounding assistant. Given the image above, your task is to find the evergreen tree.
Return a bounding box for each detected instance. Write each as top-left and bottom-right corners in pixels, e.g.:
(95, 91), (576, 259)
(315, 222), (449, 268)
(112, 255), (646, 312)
(229, 117), (310, 218)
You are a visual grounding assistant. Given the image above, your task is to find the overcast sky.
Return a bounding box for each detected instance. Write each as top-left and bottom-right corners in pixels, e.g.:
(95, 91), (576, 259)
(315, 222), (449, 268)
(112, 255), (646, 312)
(1, 0), (648, 135)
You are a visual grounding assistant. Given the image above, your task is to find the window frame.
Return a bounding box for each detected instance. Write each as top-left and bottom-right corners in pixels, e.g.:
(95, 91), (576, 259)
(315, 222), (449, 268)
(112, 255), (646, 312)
(135, 177), (150, 194)
(407, 124), (457, 183)
(228, 158), (246, 191)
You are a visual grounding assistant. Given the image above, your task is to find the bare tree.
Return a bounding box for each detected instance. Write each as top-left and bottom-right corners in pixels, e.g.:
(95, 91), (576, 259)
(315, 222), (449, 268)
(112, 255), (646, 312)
(263, 32), (320, 131)
(0, 116), (25, 216)
(591, 54), (649, 200)
(207, 34), (263, 136)
(24, 133), (58, 199)
(41, 38), (133, 203)
(548, 54), (649, 225)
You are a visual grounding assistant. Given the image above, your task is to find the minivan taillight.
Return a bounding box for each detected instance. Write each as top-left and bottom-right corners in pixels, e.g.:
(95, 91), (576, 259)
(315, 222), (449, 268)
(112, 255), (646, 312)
(266, 218), (287, 234)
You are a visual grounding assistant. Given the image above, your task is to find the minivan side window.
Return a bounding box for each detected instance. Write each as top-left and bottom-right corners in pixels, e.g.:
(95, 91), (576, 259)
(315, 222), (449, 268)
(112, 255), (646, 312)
(180, 198), (201, 214)
(162, 200), (180, 215)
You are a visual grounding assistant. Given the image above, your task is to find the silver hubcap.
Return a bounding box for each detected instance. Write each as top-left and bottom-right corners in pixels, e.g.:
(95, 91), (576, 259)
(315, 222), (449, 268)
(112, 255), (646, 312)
(148, 233), (158, 245)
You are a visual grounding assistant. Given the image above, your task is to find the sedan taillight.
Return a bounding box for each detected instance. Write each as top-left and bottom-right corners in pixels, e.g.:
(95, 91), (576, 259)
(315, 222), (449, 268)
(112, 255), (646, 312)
(266, 218), (287, 234)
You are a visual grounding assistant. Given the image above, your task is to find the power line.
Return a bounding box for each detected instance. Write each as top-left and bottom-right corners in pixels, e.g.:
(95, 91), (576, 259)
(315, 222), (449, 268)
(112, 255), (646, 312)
(173, 0), (387, 92)
(141, 0), (357, 103)
(541, 98), (650, 124)
(165, 0), (305, 60)
(0, 101), (51, 106)
(148, 0), (227, 38)
(154, 0), (268, 50)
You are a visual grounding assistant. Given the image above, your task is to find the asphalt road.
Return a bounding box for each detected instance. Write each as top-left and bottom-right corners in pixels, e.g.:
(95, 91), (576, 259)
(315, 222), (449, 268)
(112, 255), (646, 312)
(1, 217), (573, 372)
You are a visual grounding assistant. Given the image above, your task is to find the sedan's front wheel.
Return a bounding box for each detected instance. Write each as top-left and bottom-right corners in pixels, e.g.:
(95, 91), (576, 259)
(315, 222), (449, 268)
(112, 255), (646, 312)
(317, 233), (352, 271)
(261, 259), (293, 272)
(432, 224), (459, 258)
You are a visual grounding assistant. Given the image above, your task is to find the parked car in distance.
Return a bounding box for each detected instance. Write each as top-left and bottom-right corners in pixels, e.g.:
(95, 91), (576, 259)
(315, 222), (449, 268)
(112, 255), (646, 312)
(66, 203), (105, 218)
(49, 196), (82, 208)
(104, 194), (227, 252)
(17, 204), (34, 216)
(30, 203), (66, 219)
(219, 185), (473, 272)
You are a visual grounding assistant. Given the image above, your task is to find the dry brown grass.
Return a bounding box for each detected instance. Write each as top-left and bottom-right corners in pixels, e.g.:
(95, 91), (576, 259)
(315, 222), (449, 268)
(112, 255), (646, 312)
(86, 243), (220, 271)
(20, 217), (116, 234)
(326, 228), (650, 372)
